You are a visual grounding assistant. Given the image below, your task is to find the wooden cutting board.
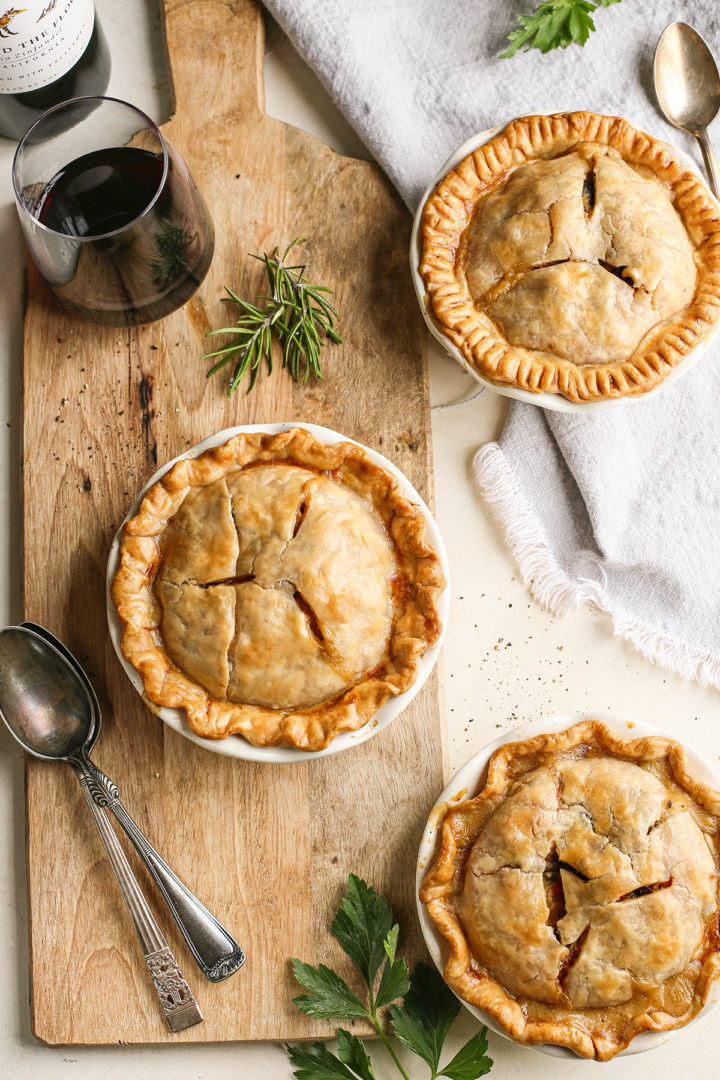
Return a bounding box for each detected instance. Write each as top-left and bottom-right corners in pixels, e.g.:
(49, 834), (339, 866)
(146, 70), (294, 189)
(22, 0), (446, 1045)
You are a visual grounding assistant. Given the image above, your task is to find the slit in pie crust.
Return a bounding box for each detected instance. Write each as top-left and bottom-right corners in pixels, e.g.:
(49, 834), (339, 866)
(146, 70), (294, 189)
(111, 428), (445, 751)
(420, 112), (720, 402)
(419, 721), (720, 1059)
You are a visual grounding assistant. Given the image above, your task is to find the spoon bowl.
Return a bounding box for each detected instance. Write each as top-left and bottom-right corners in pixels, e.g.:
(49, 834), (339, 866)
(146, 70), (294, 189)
(654, 21), (720, 196)
(0, 626), (94, 760)
(655, 22), (720, 134)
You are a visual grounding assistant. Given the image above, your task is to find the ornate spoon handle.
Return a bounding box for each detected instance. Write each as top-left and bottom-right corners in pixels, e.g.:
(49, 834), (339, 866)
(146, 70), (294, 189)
(72, 763), (203, 1033)
(79, 753), (245, 982)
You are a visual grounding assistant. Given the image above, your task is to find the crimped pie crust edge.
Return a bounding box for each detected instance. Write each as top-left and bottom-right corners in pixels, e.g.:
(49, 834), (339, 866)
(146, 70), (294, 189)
(419, 111), (720, 403)
(110, 427), (445, 751)
(419, 719), (720, 1060)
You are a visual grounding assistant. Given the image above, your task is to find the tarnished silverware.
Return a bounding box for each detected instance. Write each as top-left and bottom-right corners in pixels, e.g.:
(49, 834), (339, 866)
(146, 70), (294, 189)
(0, 625), (210, 1031)
(19, 621), (246, 984)
(654, 21), (720, 198)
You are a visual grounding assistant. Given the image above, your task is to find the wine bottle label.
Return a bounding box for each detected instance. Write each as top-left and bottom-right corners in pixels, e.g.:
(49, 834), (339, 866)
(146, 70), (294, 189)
(0, 0), (94, 94)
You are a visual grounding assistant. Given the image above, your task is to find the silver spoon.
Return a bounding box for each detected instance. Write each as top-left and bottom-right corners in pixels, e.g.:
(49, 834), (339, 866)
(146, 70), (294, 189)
(654, 21), (720, 198)
(0, 624), (202, 1032)
(18, 622), (245, 984)
(0, 626), (242, 1025)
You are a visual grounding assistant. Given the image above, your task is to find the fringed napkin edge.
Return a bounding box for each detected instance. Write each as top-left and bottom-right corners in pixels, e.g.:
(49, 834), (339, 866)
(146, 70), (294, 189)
(473, 442), (720, 692)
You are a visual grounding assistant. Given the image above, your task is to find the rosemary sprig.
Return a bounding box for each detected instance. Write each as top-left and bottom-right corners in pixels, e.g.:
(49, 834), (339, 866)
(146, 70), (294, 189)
(151, 217), (195, 288)
(203, 238), (342, 396)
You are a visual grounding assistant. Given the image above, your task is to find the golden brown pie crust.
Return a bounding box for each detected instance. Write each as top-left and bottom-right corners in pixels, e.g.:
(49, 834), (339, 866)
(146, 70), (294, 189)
(420, 112), (720, 402)
(111, 428), (445, 751)
(419, 721), (720, 1059)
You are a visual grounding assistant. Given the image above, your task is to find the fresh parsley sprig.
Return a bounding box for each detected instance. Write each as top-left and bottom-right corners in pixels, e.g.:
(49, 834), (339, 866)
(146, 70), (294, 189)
(502, 0), (622, 58)
(203, 237), (342, 396)
(287, 874), (493, 1080)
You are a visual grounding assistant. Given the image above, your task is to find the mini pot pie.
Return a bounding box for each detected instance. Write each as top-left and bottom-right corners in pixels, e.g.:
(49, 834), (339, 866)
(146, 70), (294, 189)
(111, 428), (444, 751)
(420, 721), (720, 1060)
(420, 112), (720, 403)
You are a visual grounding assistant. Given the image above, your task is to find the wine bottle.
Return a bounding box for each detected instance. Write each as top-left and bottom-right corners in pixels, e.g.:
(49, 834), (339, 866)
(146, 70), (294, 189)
(0, 0), (110, 141)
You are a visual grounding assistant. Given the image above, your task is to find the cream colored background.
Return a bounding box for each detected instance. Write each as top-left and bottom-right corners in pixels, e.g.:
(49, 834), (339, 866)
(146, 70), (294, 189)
(0, 2), (719, 1077)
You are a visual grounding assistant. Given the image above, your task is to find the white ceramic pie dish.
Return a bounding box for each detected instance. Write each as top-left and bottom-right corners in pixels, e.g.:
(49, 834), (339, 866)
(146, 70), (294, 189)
(415, 711), (720, 1059)
(410, 118), (720, 414)
(107, 421), (450, 763)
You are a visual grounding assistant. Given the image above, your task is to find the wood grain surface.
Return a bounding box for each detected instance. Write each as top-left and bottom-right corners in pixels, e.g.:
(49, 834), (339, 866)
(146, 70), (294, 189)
(22, 0), (446, 1044)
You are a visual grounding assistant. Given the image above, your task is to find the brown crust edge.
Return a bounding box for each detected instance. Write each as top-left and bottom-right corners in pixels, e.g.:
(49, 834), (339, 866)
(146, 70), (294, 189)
(418, 719), (720, 1060)
(110, 427), (445, 751)
(420, 112), (720, 403)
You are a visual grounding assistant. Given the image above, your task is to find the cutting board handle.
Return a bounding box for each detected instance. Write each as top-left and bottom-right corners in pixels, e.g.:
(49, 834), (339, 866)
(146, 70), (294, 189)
(161, 0), (266, 133)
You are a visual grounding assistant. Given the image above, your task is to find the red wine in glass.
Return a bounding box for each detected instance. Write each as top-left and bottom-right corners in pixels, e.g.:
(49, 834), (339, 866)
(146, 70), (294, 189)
(13, 97), (214, 327)
(37, 147), (163, 237)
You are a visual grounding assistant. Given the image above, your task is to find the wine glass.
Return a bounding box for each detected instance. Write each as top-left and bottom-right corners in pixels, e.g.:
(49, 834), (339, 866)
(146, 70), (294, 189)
(12, 95), (214, 327)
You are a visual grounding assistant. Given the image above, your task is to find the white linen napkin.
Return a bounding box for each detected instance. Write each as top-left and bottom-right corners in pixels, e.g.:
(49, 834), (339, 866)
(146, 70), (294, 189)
(264, 0), (720, 688)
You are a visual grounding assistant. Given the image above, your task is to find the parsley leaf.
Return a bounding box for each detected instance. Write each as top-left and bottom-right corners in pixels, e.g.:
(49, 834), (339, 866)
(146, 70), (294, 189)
(291, 959), (369, 1020)
(389, 961), (460, 1072)
(331, 874), (394, 989)
(502, 0), (622, 58)
(285, 1041), (358, 1080)
(337, 1029), (378, 1080)
(439, 1030), (494, 1080)
(287, 875), (494, 1080)
(375, 954), (410, 1008)
(375, 925), (410, 1007)
(384, 923), (400, 964)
